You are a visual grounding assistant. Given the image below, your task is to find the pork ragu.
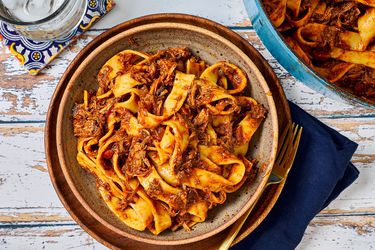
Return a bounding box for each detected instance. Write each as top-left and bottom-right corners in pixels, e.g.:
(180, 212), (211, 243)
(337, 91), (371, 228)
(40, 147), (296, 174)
(263, 0), (375, 103)
(72, 48), (267, 235)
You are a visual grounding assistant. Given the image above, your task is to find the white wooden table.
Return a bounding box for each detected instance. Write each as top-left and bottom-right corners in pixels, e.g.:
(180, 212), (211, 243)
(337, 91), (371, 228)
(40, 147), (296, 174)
(0, 1), (374, 249)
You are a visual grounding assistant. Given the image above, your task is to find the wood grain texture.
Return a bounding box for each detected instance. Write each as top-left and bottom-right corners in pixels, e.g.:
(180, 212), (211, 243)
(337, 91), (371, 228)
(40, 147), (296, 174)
(0, 208), (71, 223)
(299, 216), (375, 249)
(0, 224), (106, 250)
(0, 121), (373, 214)
(93, 0), (251, 29)
(0, 216), (373, 250)
(0, 30), (373, 123)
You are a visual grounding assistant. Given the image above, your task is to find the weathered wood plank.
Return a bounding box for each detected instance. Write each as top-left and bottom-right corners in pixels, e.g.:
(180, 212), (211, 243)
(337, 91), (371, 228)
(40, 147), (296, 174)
(0, 33), (97, 122)
(0, 30), (374, 123)
(0, 208), (71, 224)
(94, 0), (251, 29)
(0, 119), (373, 217)
(1, 206), (374, 225)
(320, 118), (375, 215)
(0, 224), (106, 250)
(299, 216), (375, 249)
(0, 215), (373, 249)
(0, 123), (63, 208)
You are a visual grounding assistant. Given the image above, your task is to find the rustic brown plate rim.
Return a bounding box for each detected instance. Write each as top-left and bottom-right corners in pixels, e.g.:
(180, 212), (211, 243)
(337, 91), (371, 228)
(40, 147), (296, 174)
(55, 22), (278, 245)
(45, 13), (292, 249)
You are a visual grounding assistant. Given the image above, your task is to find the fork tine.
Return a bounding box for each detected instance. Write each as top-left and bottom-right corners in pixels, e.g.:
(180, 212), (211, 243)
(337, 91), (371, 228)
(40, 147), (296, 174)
(294, 125), (303, 146)
(278, 125), (296, 167)
(282, 126), (303, 177)
(276, 122), (291, 157)
(276, 123), (295, 166)
(274, 124), (303, 179)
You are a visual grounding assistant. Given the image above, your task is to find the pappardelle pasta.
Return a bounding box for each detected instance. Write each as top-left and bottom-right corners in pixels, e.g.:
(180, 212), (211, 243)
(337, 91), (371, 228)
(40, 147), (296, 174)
(263, 0), (375, 103)
(72, 48), (266, 235)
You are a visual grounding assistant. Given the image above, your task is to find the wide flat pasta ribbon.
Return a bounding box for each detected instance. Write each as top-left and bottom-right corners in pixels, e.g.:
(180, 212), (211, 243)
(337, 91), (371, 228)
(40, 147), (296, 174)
(358, 7), (375, 49)
(139, 71), (195, 128)
(114, 91), (139, 114)
(234, 97), (266, 156)
(330, 48), (375, 69)
(98, 179), (172, 234)
(296, 23), (365, 51)
(196, 79), (239, 115)
(99, 50), (149, 83)
(77, 137), (124, 198)
(182, 146), (246, 193)
(186, 58), (206, 77)
(286, 0), (302, 17)
(138, 167), (186, 210)
(286, 0), (319, 27)
(356, 0), (375, 7)
(266, 0), (288, 27)
(163, 72), (195, 116)
(112, 73), (143, 97)
(151, 118), (189, 187)
(200, 61), (247, 94)
(315, 63), (356, 83)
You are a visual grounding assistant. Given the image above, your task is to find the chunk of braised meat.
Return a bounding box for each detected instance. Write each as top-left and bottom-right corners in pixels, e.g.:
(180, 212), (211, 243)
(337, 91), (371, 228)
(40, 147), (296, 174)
(147, 179), (163, 199)
(195, 84), (217, 107)
(118, 53), (141, 73)
(147, 179), (188, 212)
(249, 104), (267, 119)
(193, 108), (221, 146)
(215, 121), (234, 151)
(339, 66), (375, 100)
(132, 48), (190, 83)
(186, 187), (201, 207)
(154, 47), (191, 61)
(221, 65), (244, 92)
(311, 1), (360, 30)
(123, 129), (153, 177)
(112, 127), (132, 156)
(137, 86), (159, 115)
(176, 145), (200, 181)
(193, 108), (210, 128)
(72, 95), (110, 138)
(129, 62), (157, 85)
(156, 59), (178, 85)
(97, 65), (112, 92)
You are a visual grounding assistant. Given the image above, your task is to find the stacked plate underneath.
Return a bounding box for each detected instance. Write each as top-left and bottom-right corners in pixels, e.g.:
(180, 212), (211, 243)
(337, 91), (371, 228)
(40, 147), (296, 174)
(45, 14), (292, 249)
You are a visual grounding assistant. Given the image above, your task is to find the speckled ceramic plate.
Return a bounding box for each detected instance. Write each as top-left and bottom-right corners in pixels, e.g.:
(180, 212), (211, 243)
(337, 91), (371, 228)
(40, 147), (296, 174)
(55, 21), (278, 245)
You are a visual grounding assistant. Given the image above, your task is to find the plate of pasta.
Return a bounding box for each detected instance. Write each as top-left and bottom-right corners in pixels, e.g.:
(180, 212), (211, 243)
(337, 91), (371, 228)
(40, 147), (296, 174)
(56, 22), (278, 245)
(245, 0), (375, 107)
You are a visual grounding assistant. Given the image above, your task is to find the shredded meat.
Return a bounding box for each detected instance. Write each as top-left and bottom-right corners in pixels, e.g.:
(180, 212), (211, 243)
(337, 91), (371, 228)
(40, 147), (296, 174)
(339, 66), (375, 98)
(72, 94), (113, 138)
(264, 0), (375, 103)
(312, 1), (360, 29)
(72, 48), (265, 234)
(124, 130), (153, 177)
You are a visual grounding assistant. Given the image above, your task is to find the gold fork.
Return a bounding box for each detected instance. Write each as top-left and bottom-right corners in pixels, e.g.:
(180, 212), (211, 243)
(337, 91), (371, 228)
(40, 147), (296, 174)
(219, 123), (303, 250)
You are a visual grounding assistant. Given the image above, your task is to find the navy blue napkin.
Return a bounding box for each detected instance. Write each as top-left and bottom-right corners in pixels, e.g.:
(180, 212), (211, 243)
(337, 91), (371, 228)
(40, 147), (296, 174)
(232, 102), (359, 250)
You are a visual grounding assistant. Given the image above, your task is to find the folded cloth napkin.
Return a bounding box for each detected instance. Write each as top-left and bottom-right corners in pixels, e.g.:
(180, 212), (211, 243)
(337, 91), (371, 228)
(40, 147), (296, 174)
(232, 102), (359, 250)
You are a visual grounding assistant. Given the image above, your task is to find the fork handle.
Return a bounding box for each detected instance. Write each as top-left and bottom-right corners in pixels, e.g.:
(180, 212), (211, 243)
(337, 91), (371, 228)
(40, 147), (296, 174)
(218, 194), (260, 250)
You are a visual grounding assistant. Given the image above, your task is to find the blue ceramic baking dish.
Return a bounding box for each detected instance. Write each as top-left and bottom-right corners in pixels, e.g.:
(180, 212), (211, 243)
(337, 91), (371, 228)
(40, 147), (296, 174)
(244, 0), (375, 108)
